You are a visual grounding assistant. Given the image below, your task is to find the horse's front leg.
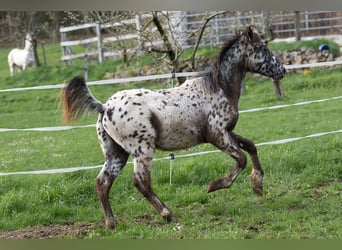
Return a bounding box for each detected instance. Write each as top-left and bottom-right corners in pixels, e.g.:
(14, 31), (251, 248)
(232, 132), (264, 195)
(207, 131), (247, 193)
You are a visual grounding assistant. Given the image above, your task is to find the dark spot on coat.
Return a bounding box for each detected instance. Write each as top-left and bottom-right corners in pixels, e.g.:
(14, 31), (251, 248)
(106, 109), (113, 122)
(132, 130), (139, 138)
(120, 111), (128, 119)
(150, 111), (161, 142)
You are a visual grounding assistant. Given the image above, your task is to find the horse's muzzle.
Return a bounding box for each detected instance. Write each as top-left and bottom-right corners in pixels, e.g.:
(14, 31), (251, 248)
(273, 66), (286, 80)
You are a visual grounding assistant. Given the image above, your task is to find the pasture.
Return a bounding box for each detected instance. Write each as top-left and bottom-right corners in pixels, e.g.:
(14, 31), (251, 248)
(0, 42), (341, 239)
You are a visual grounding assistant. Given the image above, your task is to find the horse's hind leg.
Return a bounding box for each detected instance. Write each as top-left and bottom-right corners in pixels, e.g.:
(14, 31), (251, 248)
(133, 153), (176, 223)
(207, 131), (247, 193)
(232, 132), (264, 195)
(96, 119), (129, 228)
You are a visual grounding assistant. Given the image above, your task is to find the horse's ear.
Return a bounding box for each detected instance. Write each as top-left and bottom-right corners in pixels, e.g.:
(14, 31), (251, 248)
(246, 26), (254, 41)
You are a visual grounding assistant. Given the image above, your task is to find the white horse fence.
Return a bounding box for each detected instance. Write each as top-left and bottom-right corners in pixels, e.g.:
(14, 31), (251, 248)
(0, 60), (342, 179)
(60, 11), (342, 65)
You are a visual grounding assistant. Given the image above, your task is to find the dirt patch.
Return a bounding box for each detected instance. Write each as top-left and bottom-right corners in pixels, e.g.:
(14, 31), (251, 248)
(0, 214), (160, 239)
(0, 221), (104, 239)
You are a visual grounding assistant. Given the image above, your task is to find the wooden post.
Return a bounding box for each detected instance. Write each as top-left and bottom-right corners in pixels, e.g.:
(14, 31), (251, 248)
(61, 31), (74, 65)
(295, 11), (301, 41)
(214, 15), (219, 46)
(32, 38), (40, 67)
(135, 14), (143, 50)
(84, 52), (89, 81)
(61, 31), (67, 62)
(41, 40), (47, 65)
(96, 22), (104, 63)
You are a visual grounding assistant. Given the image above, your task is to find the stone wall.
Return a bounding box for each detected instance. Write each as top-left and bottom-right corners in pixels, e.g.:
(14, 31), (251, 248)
(274, 48), (335, 65)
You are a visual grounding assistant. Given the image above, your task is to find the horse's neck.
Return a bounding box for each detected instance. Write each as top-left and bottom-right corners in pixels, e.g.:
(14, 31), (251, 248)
(24, 41), (32, 51)
(219, 53), (246, 103)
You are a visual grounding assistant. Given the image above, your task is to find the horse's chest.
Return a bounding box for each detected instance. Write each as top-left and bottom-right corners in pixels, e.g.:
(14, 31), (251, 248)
(208, 98), (239, 131)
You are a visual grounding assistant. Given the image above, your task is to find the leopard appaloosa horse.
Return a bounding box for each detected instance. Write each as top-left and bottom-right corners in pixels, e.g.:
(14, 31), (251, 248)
(61, 26), (286, 228)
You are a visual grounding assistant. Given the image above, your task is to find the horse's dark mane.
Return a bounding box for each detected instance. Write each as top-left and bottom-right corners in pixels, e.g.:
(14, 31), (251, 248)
(216, 33), (240, 66)
(194, 32), (241, 92)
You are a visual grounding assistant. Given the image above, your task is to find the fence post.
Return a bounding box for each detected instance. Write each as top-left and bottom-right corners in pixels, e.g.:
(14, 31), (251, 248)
(84, 46), (89, 81)
(135, 14), (144, 50)
(214, 15), (219, 45)
(96, 22), (104, 63)
(41, 40), (47, 65)
(61, 31), (74, 65)
(60, 30), (66, 60)
(295, 11), (301, 41)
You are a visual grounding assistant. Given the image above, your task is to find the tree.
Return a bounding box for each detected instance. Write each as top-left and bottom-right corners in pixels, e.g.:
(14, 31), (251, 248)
(63, 11), (230, 84)
(140, 11), (230, 84)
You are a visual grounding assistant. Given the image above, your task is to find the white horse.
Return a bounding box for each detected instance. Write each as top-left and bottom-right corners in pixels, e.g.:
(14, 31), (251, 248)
(8, 33), (34, 76)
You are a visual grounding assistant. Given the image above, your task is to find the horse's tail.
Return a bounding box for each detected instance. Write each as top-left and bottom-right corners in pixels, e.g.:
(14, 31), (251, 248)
(61, 76), (105, 123)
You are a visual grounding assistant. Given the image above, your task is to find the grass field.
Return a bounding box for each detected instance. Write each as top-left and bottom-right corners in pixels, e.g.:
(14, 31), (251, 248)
(0, 42), (341, 239)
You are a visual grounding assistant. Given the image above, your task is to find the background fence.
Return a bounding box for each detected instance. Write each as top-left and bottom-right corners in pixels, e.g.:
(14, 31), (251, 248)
(1, 61), (342, 177)
(60, 11), (342, 64)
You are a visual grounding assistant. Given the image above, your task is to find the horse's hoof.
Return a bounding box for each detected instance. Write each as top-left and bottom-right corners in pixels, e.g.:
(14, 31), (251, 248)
(250, 172), (263, 196)
(164, 213), (177, 223)
(105, 218), (117, 229)
(206, 178), (232, 193)
(206, 182), (217, 193)
(251, 181), (263, 196)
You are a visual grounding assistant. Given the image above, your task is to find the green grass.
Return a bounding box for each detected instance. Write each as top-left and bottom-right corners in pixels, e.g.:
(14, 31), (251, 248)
(0, 41), (341, 239)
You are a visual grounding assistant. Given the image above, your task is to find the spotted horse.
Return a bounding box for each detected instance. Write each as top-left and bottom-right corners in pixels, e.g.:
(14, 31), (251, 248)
(61, 26), (286, 229)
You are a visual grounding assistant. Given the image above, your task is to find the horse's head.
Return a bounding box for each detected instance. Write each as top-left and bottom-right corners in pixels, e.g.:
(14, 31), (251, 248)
(242, 26), (286, 80)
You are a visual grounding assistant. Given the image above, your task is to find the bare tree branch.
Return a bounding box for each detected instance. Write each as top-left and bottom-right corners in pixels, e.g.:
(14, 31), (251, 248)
(190, 11), (229, 69)
(151, 11), (177, 66)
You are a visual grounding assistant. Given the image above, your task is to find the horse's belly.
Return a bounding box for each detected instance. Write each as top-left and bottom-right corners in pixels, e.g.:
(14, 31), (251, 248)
(155, 126), (203, 151)
(10, 50), (31, 66)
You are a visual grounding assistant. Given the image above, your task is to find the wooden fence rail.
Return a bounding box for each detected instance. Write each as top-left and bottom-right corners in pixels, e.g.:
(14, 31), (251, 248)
(60, 11), (342, 64)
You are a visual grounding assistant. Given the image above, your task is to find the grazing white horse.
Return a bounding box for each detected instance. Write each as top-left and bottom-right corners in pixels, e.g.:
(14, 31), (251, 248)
(8, 33), (34, 76)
